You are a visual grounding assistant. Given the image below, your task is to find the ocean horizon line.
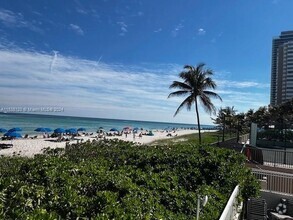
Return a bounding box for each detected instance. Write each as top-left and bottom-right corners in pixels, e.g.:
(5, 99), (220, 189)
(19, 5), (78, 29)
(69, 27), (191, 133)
(0, 112), (214, 127)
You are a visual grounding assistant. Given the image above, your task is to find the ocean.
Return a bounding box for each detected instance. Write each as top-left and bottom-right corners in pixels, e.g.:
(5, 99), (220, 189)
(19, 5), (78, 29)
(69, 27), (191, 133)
(0, 113), (215, 135)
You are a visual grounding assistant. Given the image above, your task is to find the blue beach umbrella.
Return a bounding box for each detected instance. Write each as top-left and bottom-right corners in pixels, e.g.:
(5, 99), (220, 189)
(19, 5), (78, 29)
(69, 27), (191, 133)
(44, 128), (52, 132)
(0, 128), (7, 133)
(4, 132), (22, 138)
(77, 128), (86, 131)
(8, 127), (22, 132)
(110, 128), (119, 132)
(54, 128), (65, 134)
(65, 128), (77, 134)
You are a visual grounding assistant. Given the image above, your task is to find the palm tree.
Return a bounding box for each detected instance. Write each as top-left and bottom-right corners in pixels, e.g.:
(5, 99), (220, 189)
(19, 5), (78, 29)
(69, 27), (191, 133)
(222, 106), (236, 137)
(235, 112), (245, 142)
(168, 63), (222, 144)
(245, 109), (255, 128)
(212, 106), (236, 141)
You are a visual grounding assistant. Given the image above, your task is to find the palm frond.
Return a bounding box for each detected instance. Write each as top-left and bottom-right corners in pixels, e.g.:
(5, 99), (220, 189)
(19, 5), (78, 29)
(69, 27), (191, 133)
(195, 63), (205, 74)
(203, 90), (222, 101)
(199, 94), (216, 114)
(204, 68), (214, 76)
(183, 65), (194, 72)
(179, 70), (191, 79)
(202, 77), (217, 90)
(174, 95), (194, 116)
(168, 90), (189, 98)
(169, 81), (192, 90)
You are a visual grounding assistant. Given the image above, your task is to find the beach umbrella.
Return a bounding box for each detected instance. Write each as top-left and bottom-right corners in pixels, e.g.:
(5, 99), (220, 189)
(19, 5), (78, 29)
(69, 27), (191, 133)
(65, 128), (77, 134)
(123, 126), (132, 130)
(35, 127), (48, 132)
(54, 128), (65, 134)
(8, 127), (22, 132)
(0, 128), (7, 133)
(77, 128), (86, 131)
(4, 132), (22, 138)
(44, 128), (52, 132)
(110, 128), (119, 132)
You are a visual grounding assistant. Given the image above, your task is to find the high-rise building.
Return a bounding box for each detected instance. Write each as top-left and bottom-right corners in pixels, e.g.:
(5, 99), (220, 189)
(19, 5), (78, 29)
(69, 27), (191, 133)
(270, 31), (293, 106)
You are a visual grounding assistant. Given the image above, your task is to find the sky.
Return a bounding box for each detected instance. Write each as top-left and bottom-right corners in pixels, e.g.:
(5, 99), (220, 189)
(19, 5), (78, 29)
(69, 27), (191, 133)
(0, 0), (292, 125)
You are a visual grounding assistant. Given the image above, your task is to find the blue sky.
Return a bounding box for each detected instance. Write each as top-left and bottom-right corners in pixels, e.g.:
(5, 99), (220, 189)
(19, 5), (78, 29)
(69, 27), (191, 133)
(0, 0), (292, 124)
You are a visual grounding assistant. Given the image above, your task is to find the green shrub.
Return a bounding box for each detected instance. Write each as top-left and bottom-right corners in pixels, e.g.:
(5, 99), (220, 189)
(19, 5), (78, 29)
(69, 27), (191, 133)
(0, 140), (259, 219)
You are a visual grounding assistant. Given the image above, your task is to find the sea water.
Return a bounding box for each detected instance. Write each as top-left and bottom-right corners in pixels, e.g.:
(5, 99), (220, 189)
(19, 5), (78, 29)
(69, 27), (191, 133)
(0, 113), (215, 135)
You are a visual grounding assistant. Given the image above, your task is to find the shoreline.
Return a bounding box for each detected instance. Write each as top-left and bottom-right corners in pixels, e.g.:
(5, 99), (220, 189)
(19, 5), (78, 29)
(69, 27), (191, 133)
(0, 129), (215, 157)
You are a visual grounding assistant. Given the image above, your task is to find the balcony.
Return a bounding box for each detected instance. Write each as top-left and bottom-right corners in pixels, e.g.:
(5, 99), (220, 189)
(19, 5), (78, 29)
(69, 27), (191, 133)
(243, 146), (293, 219)
(218, 140), (293, 220)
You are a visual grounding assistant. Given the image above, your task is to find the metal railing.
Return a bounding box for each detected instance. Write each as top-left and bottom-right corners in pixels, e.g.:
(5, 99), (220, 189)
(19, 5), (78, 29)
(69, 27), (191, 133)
(219, 185), (242, 220)
(256, 139), (293, 149)
(252, 168), (293, 194)
(243, 146), (293, 169)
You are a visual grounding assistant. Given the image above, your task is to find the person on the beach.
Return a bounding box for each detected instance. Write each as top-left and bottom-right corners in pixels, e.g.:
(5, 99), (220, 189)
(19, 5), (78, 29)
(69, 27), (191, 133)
(133, 132), (135, 141)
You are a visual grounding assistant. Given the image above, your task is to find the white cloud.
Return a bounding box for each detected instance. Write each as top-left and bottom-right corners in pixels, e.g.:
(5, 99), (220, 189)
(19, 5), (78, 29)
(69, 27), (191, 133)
(69, 24), (84, 35)
(217, 80), (270, 89)
(154, 28), (162, 33)
(172, 23), (184, 37)
(76, 8), (87, 14)
(0, 9), (25, 26)
(0, 46), (180, 122)
(0, 8), (42, 33)
(197, 28), (206, 35)
(117, 21), (128, 36)
(74, 0), (88, 14)
(50, 51), (58, 73)
(213, 74), (270, 113)
(0, 45), (269, 124)
(215, 90), (269, 113)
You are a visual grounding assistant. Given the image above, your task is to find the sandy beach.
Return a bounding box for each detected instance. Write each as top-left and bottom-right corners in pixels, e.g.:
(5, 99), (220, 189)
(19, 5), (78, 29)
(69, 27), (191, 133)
(0, 129), (215, 157)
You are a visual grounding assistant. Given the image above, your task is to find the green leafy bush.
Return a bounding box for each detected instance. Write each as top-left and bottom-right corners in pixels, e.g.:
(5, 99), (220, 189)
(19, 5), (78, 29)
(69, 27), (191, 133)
(0, 139), (259, 219)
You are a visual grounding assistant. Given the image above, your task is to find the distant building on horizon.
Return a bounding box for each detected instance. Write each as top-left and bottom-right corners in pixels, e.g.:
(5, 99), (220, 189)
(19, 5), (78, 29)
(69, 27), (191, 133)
(270, 31), (293, 106)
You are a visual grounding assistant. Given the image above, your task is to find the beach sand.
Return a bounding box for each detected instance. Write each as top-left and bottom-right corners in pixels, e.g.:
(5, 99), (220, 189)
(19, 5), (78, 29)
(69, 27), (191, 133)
(0, 130), (214, 157)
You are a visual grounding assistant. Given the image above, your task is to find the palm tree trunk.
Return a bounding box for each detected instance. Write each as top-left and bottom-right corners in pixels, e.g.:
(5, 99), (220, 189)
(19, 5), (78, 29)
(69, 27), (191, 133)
(195, 99), (201, 144)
